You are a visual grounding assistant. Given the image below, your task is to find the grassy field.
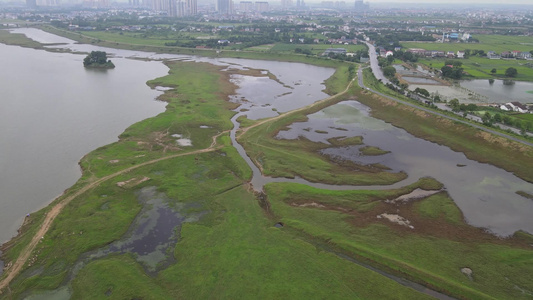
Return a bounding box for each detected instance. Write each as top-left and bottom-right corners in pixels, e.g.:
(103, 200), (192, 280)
(267, 43), (367, 55)
(417, 56), (533, 81)
(401, 34), (533, 53)
(1, 55), (438, 300)
(0, 30), (43, 48)
(2, 27), (533, 300)
(266, 181), (533, 299)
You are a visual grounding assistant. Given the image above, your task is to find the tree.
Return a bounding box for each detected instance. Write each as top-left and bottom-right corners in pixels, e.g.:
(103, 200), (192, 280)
(465, 104), (477, 111)
(414, 87), (430, 97)
(83, 51), (115, 68)
(482, 112), (492, 126)
(449, 98), (460, 111)
(493, 113), (502, 123)
(491, 68), (497, 74)
(383, 66), (396, 78)
(505, 67), (518, 78)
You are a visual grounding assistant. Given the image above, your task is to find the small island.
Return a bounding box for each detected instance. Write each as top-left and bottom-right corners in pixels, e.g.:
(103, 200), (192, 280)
(83, 51), (115, 69)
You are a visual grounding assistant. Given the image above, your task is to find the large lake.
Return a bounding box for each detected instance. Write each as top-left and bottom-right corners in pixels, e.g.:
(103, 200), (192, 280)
(0, 29), (336, 245)
(0, 42), (168, 244)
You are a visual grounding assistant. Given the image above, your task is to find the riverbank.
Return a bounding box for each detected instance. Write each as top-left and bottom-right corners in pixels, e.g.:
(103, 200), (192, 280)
(1, 29), (532, 300)
(360, 68), (533, 183)
(0, 59), (443, 300)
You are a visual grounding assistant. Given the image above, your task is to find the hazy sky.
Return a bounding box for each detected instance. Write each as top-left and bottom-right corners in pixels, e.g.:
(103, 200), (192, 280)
(1, 0), (532, 5)
(367, 0), (532, 3)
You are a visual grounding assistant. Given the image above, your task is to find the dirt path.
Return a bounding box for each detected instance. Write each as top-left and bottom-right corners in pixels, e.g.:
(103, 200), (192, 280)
(0, 131), (228, 294)
(0, 72), (357, 293)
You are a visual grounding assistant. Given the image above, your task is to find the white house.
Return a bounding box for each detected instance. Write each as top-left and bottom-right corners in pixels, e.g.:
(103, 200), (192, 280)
(502, 102), (529, 113)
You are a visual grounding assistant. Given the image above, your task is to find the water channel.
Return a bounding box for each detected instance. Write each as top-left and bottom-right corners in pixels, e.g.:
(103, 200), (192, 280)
(1, 28), (532, 299)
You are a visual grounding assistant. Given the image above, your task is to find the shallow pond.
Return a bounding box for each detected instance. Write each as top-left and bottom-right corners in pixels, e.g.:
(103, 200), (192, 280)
(402, 76), (441, 84)
(276, 101), (533, 236)
(460, 79), (533, 103)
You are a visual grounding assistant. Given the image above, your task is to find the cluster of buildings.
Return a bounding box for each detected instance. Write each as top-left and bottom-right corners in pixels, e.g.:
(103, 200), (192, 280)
(406, 48), (533, 61)
(238, 1), (269, 13)
(499, 102), (532, 114)
(487, 51), (532, 60)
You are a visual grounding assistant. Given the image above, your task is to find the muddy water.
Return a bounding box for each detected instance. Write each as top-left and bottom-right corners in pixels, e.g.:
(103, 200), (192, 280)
(276, 101), (533, 236)
(21, 186), (204, 299)
(72, 187), (204, 274)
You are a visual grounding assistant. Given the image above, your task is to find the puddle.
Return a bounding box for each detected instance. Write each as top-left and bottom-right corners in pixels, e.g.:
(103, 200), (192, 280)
(176, 138), (192, 146)
(22, 187), (206, 299)
(172, 134), (192, 146)
(72, 186), (204, 274)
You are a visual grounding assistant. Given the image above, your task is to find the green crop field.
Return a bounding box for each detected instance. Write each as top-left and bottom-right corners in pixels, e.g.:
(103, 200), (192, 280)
(269, 43), (366, 54)
(402, 34), (533, 53)
(417, 56), (533, 81)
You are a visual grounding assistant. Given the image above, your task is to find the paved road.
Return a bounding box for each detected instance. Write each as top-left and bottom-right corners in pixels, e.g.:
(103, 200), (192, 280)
(357, 67), (533, 148)
(365, 42), (390, 85)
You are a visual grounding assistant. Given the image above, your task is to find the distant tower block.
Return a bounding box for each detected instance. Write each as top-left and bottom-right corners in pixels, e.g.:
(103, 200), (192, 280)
(26, 0), (37, 8)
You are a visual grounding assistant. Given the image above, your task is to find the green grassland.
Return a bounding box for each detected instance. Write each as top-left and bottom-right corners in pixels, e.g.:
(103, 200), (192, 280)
(266, 181), (533, 299)
(2, 28), (533, 300)
(401, 34), (533, 53)
(417, 56), (533, 81)
(0, 30), (44, 49)
(267, 43), (367, 55)
(2, 54), (437, 300)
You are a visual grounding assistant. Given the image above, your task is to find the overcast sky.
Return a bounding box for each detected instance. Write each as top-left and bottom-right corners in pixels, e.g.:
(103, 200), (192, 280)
(367, 0), (532, 3)
(1, 0), (533, 5)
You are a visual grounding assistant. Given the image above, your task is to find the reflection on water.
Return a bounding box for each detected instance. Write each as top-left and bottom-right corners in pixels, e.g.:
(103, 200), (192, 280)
(0, 42), (167, 245)
(277, 101), (533, 236)
(21, 186), (204, 299)
(460, 79), (533, 103)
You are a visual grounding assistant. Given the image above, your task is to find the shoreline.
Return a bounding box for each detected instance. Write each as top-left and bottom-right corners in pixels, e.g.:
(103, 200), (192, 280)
(1, 28), (532, 299)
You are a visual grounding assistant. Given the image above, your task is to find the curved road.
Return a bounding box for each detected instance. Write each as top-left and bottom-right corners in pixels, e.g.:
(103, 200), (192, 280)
(357, 67), (533, 148)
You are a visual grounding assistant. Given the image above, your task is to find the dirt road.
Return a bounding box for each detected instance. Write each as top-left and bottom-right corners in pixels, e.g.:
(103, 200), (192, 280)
(0, 131), (226, 294)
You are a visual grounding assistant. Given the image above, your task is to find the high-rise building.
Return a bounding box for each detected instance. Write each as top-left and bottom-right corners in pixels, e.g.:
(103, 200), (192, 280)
(26, 0), (37, 8)
(217, 0), (233, 14)
(281, 0), (292, 9)
(177, 0), (197, 16)
(239, 1), (253, 12)
(255, 1), (268, 12)
(354, 0), (368, 11)
(187, 0), (197, 14)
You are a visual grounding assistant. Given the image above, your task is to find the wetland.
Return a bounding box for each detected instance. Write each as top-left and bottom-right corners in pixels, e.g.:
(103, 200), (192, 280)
(1, 28), (532, 300)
